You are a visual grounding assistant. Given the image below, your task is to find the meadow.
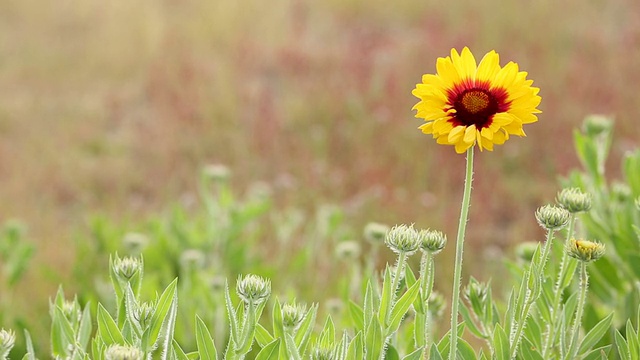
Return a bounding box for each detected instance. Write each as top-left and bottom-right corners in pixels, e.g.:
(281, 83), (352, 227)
(1, 0), (640, 358)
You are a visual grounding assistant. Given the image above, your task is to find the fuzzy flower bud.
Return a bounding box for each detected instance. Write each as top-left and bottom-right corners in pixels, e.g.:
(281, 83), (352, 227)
(363, 222), (390, 244)
(611, 182), (632, 203)
(104, 344), (143, 360)
(310, 347), (333, 360)
(335, 240), (361, 260)
(582, 114), (613, 137)
(281, 302), (306, 331)
(566, 239), (605, 262)
(122, 233), (149, 254)
(202, 164), (231, 182)
(556, 188), (592, 213)
(535, 204), (571, 230)
(418, 229), (447, 254)
(0, 329), (15, 360)
(133, 302), (155, 329)
(385, 224), (420, 255)
(112, 256), (143, 281)
(236, 274), (271, 305)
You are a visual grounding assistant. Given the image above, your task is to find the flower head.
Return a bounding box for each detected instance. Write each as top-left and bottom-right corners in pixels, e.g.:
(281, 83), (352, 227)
(236, 274), (271, 304)
(363, 222), (390, 244)
(566, 239), (605, 262)
(418, 229), (447, 254)
(281, 302), (307, 331)
(535, 204), (571, 230)
(412, 47), (541, 153)
(385, 224), (420, 255)
(557, 188), (592, 213)
(0, 329), (15, 360)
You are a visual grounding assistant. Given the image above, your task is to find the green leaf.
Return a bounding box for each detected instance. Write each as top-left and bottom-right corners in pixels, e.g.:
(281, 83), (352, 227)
(349, 300), (365, 331)
(345, 331), (363, 360)
(255, 339), (281, 360)
(77, 303), (93, 350)
(226, 282), (241, 342)
(492, 324), (509, 360)
(364, 315), (383, 360)
(51, 306), (75, 358)
(22, 330), (36, 360)
(518, 337), (544, 360)
(429, 344), (443, 360)
(385, 345), (400, 360)
(254, 324), (274, 348)
(459, 303), (486, 339)
(141, 278), (178, 351)
(195, 315), (218, 360)
(378, 266), (393, 327)
(172, 339), (190, 360)
(402, 347), (423, 360)
(387, 281), (421, 335)
(457, 338), (477, 360)
(581, 345), (612, 360)
(578, 312), (613, 356)
(97, 304), (125, 346)
(615, 330), (631, 360)
(319, 316), (336, 348)
(294, 303), (317, 356)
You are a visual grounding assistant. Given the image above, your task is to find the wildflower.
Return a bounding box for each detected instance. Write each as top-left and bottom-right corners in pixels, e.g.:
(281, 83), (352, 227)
(418, 229), (447, 254)
(236, 274), (271, 305)
(0, 329), (15, 360)
(557, 188), (592, 213)
(535, 204), (570, 230)
(335, 240), (361, 260)
(112, 256), (143, 281)
(104, 344), (143, 360)
(385, 224), (420, 255)
(412, 47), (541, 153)
(566, 239), (605, 262)
(281, 302), (307, 331)
(363, 222), (390, 244)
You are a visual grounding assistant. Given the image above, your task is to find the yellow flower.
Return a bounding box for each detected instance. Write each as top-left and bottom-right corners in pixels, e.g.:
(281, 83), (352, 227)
(412, 47), (541, 153)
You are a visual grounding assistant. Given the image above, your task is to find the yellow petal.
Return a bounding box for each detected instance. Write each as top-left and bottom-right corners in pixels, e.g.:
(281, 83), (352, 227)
(476, 50), (500, 82)
(419, 122), (434, 134)
(448, 125), (466, 143)
(455, 141), (469, 154)
(463, 124), (477, 144)
(451, 47), (477, 80)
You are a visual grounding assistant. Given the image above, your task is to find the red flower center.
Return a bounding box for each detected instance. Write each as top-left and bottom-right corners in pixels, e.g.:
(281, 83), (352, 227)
(447, 81), (510, 129)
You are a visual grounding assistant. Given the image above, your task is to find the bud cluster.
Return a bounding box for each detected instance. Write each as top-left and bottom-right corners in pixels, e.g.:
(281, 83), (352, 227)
(566, 239), (605, 262)
(556, 188), (592, 213)
(363, 222), (390, 244)
(236, 274), (271, 305)
(385, 224), (420, 255)
(535, 204), (571, 230)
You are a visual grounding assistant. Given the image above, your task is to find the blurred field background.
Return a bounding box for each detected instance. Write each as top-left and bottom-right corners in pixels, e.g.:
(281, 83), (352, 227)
(1, 0), (640, 347)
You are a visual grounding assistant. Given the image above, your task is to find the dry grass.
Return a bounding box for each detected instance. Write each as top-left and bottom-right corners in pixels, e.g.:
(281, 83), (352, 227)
(1, 0), (640, 324)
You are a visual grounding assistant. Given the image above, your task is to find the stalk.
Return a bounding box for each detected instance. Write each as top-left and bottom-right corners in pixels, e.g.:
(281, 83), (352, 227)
(566, 262), (588, 360)
(449, 146), (475, 360)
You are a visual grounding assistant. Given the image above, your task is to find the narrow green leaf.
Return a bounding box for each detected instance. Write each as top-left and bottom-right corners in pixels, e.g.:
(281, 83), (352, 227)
(378, 266), (393, 327)
(141, 278), (178, 351)
(402, 347), (423, 360)
(173, 339), (190, 360)
(581, 345), (612, 360)
(319, 316), (336, 348)
(294, 303), (317, 356)
(196, 315), (218, 360)
(345, 331), (363, 360)
(349, 300), (365, 332)
(458, 338), (477, 360)
(22, 330), (36, 360)
(615, 330), (631, 360)
(385, 345), (400, 360)
(578, 312), (613, 356)
(77, 303), (93, 350)
(519, 337), (544, 360)
(255, 338), (281, 360)
(97, 304), (125, 346)
(626, 320), (639, 360)
(254, 324), (274, 348)
(429, 344), (444, 360)
(459, 303), (486, 339)
(271, 299), (285, 342)
(364, 315), (383, 360)
(226, 282), (240, 342)
(492, 324), (509, 360)
(387, 281), (421, 335)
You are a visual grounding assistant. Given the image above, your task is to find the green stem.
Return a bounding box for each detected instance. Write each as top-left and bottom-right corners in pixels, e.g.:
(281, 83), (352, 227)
(449, 146), (475, 360)
(388, 251), (407, 321)
(542, 214), (577, 358)
(566, 262), (588, 360)
(419, 251), (435, 350)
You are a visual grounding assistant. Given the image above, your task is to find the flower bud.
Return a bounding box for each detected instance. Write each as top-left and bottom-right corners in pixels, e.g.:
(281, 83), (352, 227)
(208, 275), (226, 293)
(281, 302), (306, 331)
(335, 240), (361, 260)
(418, 229), (447, 254)
(385, 224), (420, 255)
(236, 274), (271, 305)
(556, 188), (592, 213)
(122, 233), (149, 254)
(566, 239), (605, 262)
(0, 329), (15, 359)
(202, 164), (231, 183)
(428, 292), (446, 318)
(112, 256), (143, 281)
(133, 302), (155, 329)
(611, 182), (632, 203)
(363, 222), (390, 244)
(582, 114), (613, 137)
(535, 204), (570, 230)
(104, 344), (143, 360)
(179, 249), (206, 271)
(310, 347), (333, 360)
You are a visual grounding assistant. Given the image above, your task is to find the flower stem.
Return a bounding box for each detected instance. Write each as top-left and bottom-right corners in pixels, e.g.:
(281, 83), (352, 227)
(542, 214), (577, 358)
(419, 251), (435, 349)
(449, 146), (475, 360)
(566, 262), (588, 360)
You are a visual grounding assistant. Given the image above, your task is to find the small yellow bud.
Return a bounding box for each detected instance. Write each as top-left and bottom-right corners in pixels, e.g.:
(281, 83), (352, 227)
(566, 239), (605, 262)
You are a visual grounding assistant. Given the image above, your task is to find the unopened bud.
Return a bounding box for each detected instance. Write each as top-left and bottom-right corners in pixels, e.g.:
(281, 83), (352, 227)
(179, 249), (206, 271)
(385, 224), (420, 255)
(0, 329), (15, 359)
(566, 239), (605, 262)
(104, 344), (143, 360)
(281, 302), (306, 331)
(583, 115), (613, 137)
(236, 274), (271, 304)
(418, 229), (447, 254)
(363, 222), (390, 244)
(557, 188), (592, 213)
(335, 241), (361, 260)
(611, 182), (632, 203)
(112, 256), (143, 281)
(535, 204), (570, 230)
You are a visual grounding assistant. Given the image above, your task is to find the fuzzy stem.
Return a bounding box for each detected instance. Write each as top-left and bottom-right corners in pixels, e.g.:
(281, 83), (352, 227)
(449, 146), (475, 360)
(419, 251), (435, 351)
(566, 262), (588, 360)
(542, 214), (577, 358)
